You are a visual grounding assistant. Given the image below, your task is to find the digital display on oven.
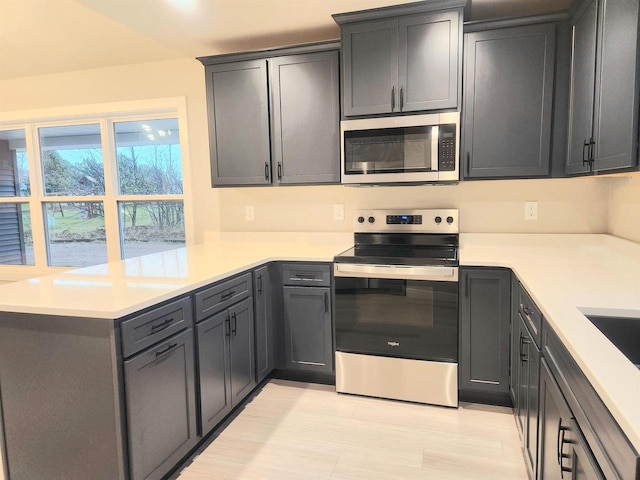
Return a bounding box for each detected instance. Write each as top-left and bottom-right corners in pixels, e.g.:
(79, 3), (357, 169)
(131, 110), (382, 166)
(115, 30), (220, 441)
(387, 215), (422, 225)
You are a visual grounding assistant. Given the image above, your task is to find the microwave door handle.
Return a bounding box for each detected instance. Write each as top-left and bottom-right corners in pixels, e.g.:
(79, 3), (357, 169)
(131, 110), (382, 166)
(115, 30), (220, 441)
(431, 126), (439, 172)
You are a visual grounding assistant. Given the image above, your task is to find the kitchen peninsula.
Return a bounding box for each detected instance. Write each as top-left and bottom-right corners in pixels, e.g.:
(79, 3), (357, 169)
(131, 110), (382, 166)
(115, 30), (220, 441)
(0, 233), (639, 479)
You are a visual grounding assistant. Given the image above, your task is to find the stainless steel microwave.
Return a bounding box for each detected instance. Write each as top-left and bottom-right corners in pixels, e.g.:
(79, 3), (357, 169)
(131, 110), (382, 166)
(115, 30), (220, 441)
(340, 112), (460, 185)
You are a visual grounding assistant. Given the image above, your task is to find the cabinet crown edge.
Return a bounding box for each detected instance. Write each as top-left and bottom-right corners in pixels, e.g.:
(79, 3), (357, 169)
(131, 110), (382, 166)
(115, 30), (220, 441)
(332, 0), (466, 25)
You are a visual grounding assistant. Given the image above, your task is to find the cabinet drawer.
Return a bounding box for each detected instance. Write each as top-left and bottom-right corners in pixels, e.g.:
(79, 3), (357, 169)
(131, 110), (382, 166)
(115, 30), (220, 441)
(281, 263), (331, 287)
(121, 297), (192, 358)
(194, 272), (252, 322)
(518, 283), (542, 347)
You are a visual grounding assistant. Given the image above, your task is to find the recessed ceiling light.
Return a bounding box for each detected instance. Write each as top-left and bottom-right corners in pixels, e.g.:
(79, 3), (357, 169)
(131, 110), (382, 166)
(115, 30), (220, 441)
(168, 0), (196, 10)
(147, 134), (156, 140)
(158, 130), (167, 137)
(142, 124), (152, 132)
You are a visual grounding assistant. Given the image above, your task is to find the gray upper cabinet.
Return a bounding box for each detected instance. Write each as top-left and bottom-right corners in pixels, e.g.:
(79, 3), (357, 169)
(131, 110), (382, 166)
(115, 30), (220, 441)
(337, 4), (462, 117)
(270, 51), (340, 184)
(201, 44), (341, 187)
(342, 19), (399, 116)
(459, 268), (511, 402)
(398, 11), (460, 112)
(463, 23), (555, 178)
(567, 0), (640, 174)
(205, 60), (271, 186)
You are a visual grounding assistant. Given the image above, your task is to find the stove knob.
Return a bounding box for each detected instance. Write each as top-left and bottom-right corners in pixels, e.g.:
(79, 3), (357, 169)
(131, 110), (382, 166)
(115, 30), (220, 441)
(357, 216), (365, 224)
(434, 216), (442, 224)
(447, 216), (454, 224)
(368, 216), (375, 224)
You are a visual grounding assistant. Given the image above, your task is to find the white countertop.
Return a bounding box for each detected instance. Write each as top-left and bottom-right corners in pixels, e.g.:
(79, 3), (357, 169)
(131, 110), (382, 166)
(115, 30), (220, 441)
(460, 233), (640, 453)
(0, 232), (352, 319)
(0, 232), (639, 452)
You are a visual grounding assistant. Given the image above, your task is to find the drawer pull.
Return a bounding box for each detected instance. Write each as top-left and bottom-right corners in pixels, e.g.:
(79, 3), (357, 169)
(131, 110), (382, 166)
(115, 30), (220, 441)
(150, 318), (174, 333)
(155, 343), (178, 357)
(293, 274), (317, 281)
(221, 290), (236, 300)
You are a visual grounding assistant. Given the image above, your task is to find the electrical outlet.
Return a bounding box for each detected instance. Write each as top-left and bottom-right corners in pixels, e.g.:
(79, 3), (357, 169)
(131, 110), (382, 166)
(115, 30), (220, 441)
(245, 205), (255, 221)
(524, 202), (538, 220)
(333, 204), (345, 221)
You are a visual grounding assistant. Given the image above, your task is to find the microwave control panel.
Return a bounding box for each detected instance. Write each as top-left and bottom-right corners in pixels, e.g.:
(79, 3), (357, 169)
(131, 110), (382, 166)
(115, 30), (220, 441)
(438, 124), (457, 172)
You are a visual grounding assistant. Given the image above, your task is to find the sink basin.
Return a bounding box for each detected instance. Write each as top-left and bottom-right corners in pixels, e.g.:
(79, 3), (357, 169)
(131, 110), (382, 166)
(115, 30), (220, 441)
(586, 315), (640, 369)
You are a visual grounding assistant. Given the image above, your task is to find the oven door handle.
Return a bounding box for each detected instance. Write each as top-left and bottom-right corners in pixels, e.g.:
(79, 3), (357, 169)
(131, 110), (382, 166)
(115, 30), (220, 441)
(334, 263), (458, 282)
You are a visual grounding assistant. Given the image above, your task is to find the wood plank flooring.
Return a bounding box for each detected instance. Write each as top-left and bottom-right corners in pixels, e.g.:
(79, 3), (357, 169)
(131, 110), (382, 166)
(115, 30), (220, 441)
(175, 380), (528, 480)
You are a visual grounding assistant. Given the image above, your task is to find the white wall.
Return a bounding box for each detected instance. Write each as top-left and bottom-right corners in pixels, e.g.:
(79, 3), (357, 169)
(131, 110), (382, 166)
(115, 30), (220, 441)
(608, 175), (640, 243)
(0, 58), (616, 244)
(218, 178), (610, 234)
(0, 58), (220, 243)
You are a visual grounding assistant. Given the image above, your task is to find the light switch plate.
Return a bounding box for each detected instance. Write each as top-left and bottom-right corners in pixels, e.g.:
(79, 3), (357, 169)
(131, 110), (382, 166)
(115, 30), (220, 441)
(334, 204), (345, 221)
(245, 205), (255, 221)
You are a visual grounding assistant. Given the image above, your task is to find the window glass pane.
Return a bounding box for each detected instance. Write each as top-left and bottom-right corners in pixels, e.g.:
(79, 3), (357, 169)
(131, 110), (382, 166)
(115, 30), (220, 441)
(44, 202), (107, 267)
(39, 124), (105, 196)
(0, 203), (33, 265)
(119, 201), (185, 259)
(0, 129), (30, 197)
(115, 119), (183, 195)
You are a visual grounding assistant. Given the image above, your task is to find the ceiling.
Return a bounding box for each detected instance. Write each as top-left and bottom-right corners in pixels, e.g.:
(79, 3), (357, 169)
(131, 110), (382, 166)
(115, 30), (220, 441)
(0, 0), (573, 81)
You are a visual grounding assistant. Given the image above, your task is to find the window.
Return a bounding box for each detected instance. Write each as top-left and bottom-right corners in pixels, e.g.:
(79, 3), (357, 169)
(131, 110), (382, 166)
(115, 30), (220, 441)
(0, 101), (190, 272)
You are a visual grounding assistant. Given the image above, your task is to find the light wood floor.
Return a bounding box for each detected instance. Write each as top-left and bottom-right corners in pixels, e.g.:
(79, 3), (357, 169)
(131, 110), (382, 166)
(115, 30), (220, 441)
(175, 380), (528, 480)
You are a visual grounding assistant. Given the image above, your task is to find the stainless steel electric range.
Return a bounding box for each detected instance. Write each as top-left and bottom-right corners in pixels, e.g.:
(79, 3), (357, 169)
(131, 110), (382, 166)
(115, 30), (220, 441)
(333, 209), (459, 407)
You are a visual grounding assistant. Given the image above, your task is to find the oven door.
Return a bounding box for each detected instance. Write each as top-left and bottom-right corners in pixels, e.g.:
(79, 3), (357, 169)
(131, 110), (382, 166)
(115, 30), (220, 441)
(334, 264), (458, 362)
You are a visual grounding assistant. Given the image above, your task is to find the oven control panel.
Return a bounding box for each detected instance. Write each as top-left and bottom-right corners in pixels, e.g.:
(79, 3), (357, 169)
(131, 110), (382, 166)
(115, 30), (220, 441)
(355, 209), (458, 233)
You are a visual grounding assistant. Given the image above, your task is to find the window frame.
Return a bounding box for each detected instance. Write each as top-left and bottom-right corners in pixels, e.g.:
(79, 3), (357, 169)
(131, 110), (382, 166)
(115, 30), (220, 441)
(0, 97), (193, 280)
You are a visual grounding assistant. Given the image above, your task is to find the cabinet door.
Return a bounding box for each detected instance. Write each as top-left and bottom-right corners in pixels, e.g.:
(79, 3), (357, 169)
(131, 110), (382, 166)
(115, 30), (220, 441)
(197, 310), (231, 436)
(398, 10), (460, 112)
(342, 19), (399, 116)
(459, 268), (511, 395)
(539, 360), (572, 480)
(524, 323), (540, 478)
(509, 276), (520, 414)
(124, 329), (197, 480)
(206, 60), (271, 186)
(463, 24), (555, 178)
(592, 0), (640, 171)
(229, 298), (256, 404)
(538, 360), (603, 480)
(516, 324), (530, 439)
(253, 265), (274, 382)
(270, 51), (340, 184)
(283, 286), (333, 373)
(566, 0), (598, 175)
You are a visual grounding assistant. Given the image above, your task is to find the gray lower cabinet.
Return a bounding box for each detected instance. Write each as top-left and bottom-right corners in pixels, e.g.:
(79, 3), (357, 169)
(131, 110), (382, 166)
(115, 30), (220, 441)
(283, 285), (333, 374)
(197, 297), (256, 437)
(124, 328), (198, 480)
(516, 313), (540, 479)
(510, 280), (542, 479)
(459, 268), (511, 402)
(567, 0), (640, 174)
(462, 23), (555, 178)
(254, 265), (274, 382)
(201, 46), (340, 187)
(205, 60), (271, 186)
(338, 8), (461, 116)
(538, 359), (603, 479)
